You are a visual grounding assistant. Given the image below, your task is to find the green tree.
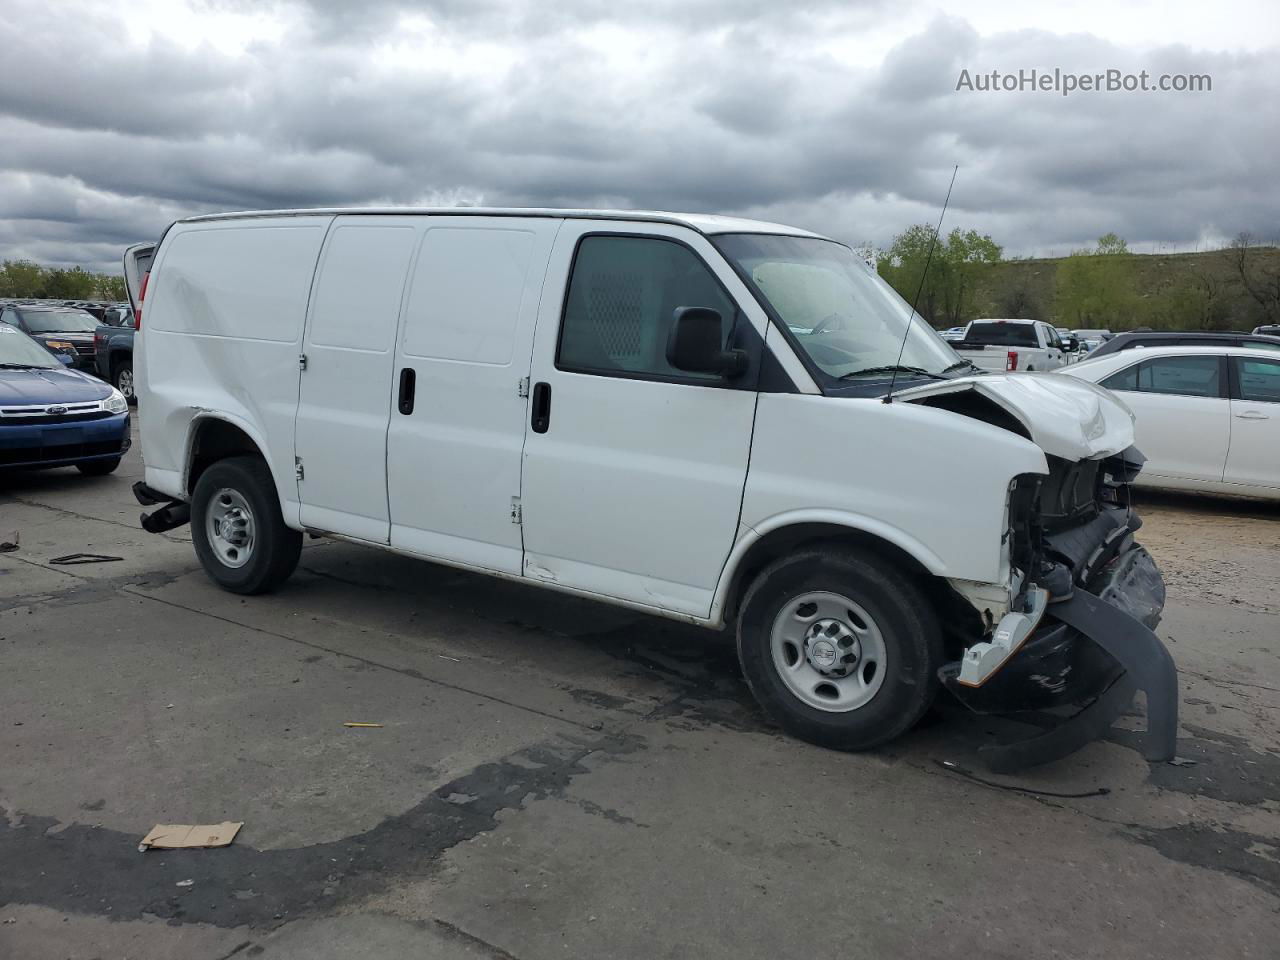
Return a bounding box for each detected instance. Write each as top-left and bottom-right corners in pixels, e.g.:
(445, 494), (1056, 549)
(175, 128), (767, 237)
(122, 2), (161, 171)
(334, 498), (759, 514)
(42, 266), (98, 299)
(939, 228), (1003, 325)
(1227, 232), (1280, 325)
(1053, 234), (1138, 329)
(97, 275), (127, 301)
(0, 259), (44, 297)
(1095, 232), (1129, 256)
(877, 225), (1002, 326)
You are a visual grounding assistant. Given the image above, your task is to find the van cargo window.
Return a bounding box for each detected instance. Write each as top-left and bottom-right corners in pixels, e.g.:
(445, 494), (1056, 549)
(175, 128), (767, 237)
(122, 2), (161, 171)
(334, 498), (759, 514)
(557, 235), (736, 381)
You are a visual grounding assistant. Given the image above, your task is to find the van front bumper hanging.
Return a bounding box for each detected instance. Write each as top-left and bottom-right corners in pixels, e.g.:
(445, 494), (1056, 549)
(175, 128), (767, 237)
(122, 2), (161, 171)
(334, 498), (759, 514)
(940, 534), (1177, 772)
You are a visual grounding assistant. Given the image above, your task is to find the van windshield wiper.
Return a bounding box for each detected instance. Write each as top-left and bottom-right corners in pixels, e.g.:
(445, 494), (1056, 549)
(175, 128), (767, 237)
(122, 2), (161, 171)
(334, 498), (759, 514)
(840, 365), (948, 381)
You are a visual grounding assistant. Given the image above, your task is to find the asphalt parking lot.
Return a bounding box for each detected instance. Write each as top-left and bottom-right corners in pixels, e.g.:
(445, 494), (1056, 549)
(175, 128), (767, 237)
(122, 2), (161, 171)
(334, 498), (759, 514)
(3, 423), (1278, 959)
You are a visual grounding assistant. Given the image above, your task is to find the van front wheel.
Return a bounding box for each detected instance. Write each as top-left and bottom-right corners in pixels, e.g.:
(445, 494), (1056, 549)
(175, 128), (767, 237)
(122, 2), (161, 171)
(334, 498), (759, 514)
(736, 548), (941, 751)
(191, 456), (301, 595)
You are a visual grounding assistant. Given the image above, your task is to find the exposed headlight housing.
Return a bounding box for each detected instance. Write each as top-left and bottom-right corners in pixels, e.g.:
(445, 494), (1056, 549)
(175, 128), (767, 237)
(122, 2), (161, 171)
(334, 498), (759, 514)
(103, 389), (128, 415)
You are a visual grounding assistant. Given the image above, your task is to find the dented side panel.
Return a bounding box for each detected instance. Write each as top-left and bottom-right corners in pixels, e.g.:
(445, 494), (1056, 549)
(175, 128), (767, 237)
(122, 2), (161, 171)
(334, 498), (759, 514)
(137, 216), (333, 525)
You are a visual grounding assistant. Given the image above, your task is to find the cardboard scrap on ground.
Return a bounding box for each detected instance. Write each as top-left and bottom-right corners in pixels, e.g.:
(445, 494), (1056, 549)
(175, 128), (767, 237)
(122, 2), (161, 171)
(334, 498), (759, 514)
(140, 821), (243, 850)
(343, 722), (383, 728)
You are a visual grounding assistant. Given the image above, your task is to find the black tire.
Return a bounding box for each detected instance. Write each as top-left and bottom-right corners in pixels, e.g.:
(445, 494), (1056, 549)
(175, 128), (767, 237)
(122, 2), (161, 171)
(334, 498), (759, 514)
(112, 359), (136, 404)
(736, 547), (942, 752)
(191, 455), (301, 595)
(76, 457), (121, 476)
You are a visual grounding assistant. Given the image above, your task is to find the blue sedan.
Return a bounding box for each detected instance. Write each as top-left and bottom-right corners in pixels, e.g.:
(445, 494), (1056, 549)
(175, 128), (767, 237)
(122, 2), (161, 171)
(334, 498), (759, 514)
(0, 324), (131, 474)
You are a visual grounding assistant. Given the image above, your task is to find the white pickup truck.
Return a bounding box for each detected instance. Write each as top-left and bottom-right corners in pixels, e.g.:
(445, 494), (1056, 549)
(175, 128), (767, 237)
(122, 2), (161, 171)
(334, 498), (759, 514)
(952, 318), (1071, 372)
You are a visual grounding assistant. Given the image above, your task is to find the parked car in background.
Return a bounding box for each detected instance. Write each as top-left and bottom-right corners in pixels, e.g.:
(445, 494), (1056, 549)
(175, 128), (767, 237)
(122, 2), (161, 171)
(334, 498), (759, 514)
(0, 323), (130, 474)
(1086, 329), (1280, 360)
(58, 300), (110, 323)
(1252, 325), (1280, 337)
(101, 303), (133, 326)
(126, 207), (1178, 765)
(952, 318), (1072, 371)
(1061, 345), (1280, 500)
(94, 322), (136, 400)
(1055, 327), (1081, 356)
(0, 303), (102, 373)
(1072, 329), (1113, 354)
(939, 325), (967, 341)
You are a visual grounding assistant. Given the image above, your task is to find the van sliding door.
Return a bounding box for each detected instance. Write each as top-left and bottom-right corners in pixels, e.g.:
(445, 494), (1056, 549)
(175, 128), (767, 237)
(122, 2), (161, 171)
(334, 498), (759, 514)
(385, 217), (559, 574)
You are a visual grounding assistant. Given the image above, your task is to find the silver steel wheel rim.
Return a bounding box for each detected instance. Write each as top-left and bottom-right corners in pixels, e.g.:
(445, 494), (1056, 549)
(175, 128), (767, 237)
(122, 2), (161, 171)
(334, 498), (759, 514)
(206, 488), (256, 569)
(770, 590), (888, 712)
(117, 368), (133, 398)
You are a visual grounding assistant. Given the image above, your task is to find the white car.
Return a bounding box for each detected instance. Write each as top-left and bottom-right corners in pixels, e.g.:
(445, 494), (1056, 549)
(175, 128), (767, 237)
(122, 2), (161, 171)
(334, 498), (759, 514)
(126, 207), (1177, 765)
(1061, 345), (1280, 500)
(952, 318), (1071, 372)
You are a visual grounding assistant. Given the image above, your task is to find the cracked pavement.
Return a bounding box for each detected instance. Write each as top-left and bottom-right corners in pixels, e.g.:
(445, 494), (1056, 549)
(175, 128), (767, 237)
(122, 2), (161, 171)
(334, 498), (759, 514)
(2, 423), (1278, 959)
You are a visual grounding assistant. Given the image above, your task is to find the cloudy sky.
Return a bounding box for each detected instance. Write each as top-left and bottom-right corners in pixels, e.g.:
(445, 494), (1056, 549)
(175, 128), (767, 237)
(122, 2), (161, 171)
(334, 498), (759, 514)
(1, 0), (1276, 272)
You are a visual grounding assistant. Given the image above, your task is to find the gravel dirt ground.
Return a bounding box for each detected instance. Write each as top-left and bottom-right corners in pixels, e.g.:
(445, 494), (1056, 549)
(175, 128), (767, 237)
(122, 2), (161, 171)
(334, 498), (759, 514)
(2, 424), (1278, 959)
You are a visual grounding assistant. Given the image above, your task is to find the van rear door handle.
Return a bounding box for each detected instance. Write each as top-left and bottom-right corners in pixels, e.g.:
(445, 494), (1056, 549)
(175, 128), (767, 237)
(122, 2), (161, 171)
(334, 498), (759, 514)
(531, 381), (551, 433)
(398, 367), (416, 415)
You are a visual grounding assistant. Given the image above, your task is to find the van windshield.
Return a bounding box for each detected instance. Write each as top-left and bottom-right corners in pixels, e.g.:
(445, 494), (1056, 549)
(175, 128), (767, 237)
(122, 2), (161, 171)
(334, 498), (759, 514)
(714, 234), (960, 383)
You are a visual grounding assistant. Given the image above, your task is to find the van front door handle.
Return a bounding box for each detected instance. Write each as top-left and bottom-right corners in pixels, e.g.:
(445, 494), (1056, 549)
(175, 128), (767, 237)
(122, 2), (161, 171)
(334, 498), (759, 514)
(398, 367), (416, 415)
(531, 381), (551, 433)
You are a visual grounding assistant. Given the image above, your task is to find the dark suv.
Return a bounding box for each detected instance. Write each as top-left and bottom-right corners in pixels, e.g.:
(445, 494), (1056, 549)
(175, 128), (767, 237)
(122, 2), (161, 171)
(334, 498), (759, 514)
(0, 303), (103, 373)
(1086, 329), (1280, 360)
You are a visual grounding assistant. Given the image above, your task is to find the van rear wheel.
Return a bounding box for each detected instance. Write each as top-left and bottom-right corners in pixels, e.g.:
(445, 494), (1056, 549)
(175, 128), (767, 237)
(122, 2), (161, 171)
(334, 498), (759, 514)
(191, 456), (301, 595)
(736, 548), (941, 751)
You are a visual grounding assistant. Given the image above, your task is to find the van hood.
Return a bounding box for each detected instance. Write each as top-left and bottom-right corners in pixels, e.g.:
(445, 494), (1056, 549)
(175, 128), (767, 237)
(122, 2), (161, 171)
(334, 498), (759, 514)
(895, 372), (1134, 461)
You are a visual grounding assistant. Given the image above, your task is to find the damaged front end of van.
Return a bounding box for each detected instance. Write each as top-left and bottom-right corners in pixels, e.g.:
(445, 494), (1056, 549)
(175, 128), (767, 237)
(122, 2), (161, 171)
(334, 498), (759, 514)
(898, 375), (1178, 771)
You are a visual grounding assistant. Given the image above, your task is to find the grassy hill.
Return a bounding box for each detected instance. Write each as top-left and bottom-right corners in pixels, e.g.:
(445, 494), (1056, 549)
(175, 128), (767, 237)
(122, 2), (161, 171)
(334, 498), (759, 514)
(967, 246), (1280, 332)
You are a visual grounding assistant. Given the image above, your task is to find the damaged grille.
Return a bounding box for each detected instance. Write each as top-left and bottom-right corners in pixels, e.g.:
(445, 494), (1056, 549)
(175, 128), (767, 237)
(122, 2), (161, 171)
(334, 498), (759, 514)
(1038, 456), (1101, 532)
(1009, 447), (1145, 585)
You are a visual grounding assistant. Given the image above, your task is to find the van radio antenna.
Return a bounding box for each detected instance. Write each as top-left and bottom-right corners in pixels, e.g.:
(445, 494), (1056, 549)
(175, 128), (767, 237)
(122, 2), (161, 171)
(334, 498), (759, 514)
(884, 164), (958, 403)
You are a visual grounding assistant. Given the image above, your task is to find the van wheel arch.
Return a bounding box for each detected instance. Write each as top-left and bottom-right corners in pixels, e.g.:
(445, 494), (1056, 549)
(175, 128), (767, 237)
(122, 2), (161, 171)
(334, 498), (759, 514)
(187, 418), (269, 494)
(723, 524), (934, 625)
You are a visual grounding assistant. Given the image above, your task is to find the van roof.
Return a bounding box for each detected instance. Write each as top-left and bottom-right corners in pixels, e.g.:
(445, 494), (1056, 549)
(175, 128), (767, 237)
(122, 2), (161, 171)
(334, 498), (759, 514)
(176, 207), (835, 241)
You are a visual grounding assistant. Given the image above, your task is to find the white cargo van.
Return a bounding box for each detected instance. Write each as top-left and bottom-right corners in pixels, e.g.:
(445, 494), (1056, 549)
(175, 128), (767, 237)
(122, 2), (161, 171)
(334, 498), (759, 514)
(129, 208), (1177, 768)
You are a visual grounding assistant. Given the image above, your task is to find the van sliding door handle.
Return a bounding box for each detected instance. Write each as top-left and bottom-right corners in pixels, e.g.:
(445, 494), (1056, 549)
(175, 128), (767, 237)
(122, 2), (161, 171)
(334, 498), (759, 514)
(531, 381), (551, 433)
(398, 367), (416, 415)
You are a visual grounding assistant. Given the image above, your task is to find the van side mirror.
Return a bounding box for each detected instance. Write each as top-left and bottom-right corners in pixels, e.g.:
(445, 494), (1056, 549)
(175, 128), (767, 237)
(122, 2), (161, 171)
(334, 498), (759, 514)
(666, 306), (747, 378)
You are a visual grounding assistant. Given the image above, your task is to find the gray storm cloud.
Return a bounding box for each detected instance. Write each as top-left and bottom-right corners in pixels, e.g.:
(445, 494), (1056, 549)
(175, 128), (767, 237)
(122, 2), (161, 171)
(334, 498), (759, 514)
(0, 0), (1276, 271)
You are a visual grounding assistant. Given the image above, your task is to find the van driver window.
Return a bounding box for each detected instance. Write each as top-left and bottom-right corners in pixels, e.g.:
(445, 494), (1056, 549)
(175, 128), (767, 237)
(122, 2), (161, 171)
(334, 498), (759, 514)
(557, 235), (736, 381)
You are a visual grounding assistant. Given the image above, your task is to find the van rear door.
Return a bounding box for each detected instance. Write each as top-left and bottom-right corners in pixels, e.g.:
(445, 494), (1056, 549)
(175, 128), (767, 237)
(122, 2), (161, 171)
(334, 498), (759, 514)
(294, 216), (420, 542)
(122, 242), (155, 314)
